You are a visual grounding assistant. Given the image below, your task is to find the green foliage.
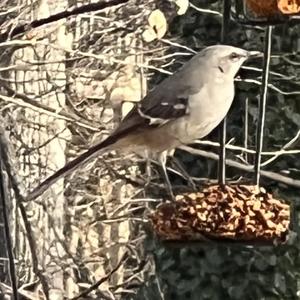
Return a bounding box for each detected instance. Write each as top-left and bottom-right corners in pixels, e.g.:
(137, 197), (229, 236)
(135, 239), (300, 300)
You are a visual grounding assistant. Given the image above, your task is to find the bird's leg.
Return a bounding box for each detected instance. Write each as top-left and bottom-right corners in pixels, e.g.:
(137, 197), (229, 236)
(171, 157), (197, 191)
(158, 152), (175, 201)
(144, 150), (152, 186)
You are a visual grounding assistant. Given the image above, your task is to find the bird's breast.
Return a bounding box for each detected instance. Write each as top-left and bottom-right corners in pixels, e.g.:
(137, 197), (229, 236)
(173, 81), (235, 142)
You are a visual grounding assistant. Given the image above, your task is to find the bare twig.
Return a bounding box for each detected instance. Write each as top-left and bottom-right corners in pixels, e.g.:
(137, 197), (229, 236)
(0, 281), (42, 300)
(281, 55), (300, 66)
(0, 93), (100, 131)
(190, 2), (222, 16)
(0, 127), (50, 299)
(0, 38), (181, 75)
(0, 0), (130, 41)
(160, 39), (197, 54)
(241, 65), (296, 80)
(0, 6), (22, 17)
(0, 56), (81, 72)
(71, 251), (129, 300)
(236, 78), (300, 95)
(195, 139), (300, 156)
(179, 145), (300, 189)
(260, 129), (300, 167)
(150, 52), (193, 61)
(0, 147), (19, 299)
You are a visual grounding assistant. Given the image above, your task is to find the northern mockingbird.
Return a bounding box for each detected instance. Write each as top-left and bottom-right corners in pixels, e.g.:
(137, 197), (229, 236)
(26, 45), (259, 201)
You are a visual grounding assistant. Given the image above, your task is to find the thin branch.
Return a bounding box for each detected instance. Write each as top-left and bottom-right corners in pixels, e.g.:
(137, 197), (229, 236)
(0, 148), (19, 299)
(49, 42), (173, 75)
(22, 128), (68, 156)
(70, 251), (129, 300)
(160, 39), (197, 54)
(110, 198), (160, 218)
(281, 55), (300, 66)
(241, 65), (295, 80)
(236, 78), (300, 95)
(0, 127), (50, 299)
(0, 282), (41, 300)
(189, 2), (222, 16)
(0, 6), (22, 17)
(0, 81), (100, 131)
(36, 200), (93, 272)
(260, 129), (300, 167)
(0, 92), (100, 132)
(0, 0), (129, 42)
(0, 39), (175, 75)
(150, 52), (193, 61)
(195, 139), (300, 156)
(0, 57), (82, 72)
(179, 145), (300, 189)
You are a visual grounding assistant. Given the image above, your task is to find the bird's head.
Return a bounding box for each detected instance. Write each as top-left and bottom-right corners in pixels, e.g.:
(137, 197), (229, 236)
(198, 45), (261, 79)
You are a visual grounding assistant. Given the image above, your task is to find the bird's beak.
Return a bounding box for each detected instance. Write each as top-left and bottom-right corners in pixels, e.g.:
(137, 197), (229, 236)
(247, 51), (263, 59)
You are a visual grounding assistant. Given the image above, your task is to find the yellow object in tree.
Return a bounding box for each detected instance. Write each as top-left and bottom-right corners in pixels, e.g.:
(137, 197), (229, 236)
(278, 0), (300, 14)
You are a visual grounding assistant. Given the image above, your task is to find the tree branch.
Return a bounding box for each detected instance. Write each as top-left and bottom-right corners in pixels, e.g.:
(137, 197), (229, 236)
(179, 145), (300, 189)
(0, 144), (19, 300)
(0, 126), (50, 299)
(71, 251), (129, 300)
(0, 0), (129, 42)
(0, 87), (100, 132)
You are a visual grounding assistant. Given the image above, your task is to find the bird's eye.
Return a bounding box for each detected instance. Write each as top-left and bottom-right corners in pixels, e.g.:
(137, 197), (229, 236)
(229, 52), (240, 61)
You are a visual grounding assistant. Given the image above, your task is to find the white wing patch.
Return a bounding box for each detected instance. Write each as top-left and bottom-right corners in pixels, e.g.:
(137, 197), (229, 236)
(137, 105), (170, 126)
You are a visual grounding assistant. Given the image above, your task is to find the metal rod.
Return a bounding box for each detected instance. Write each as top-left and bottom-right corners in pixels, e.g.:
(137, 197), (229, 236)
(254, 26), (273, 185)
(0, 148), (19, 299)
(218, 0), (231, 186)
(244, 97), (249, 162)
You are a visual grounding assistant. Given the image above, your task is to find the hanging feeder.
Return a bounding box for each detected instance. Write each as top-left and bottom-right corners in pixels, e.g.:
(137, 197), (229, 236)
(150, 185), (291, 245)
(148, 0), (296, 246)
(232, 0), (300, 25)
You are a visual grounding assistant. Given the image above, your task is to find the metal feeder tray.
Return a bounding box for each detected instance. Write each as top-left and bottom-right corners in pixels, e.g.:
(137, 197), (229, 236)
(232, 0), (300, 25)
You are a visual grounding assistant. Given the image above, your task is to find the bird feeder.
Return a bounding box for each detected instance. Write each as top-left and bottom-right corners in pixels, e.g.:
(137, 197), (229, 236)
(150, 185), (291, 245)
(150, 0), (295, 246)
(233, 0), (300, 25)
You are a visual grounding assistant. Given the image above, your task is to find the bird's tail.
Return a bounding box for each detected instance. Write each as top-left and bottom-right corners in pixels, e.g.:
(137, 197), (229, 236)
(26, 135), (118, 201)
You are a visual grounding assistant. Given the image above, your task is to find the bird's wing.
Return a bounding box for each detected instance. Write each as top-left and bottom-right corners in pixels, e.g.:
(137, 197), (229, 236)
(112, 74), (201, 137)
(137, 93), (189, 126)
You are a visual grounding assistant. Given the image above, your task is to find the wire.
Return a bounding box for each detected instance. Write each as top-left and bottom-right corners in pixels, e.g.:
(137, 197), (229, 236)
(254, 26), (273, 185)
(244, 97), (249, 163)
(218, 0), (232, 187)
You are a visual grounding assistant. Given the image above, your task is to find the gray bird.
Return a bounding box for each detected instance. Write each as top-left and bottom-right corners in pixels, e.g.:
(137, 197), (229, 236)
(26, 45), (259, 201)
